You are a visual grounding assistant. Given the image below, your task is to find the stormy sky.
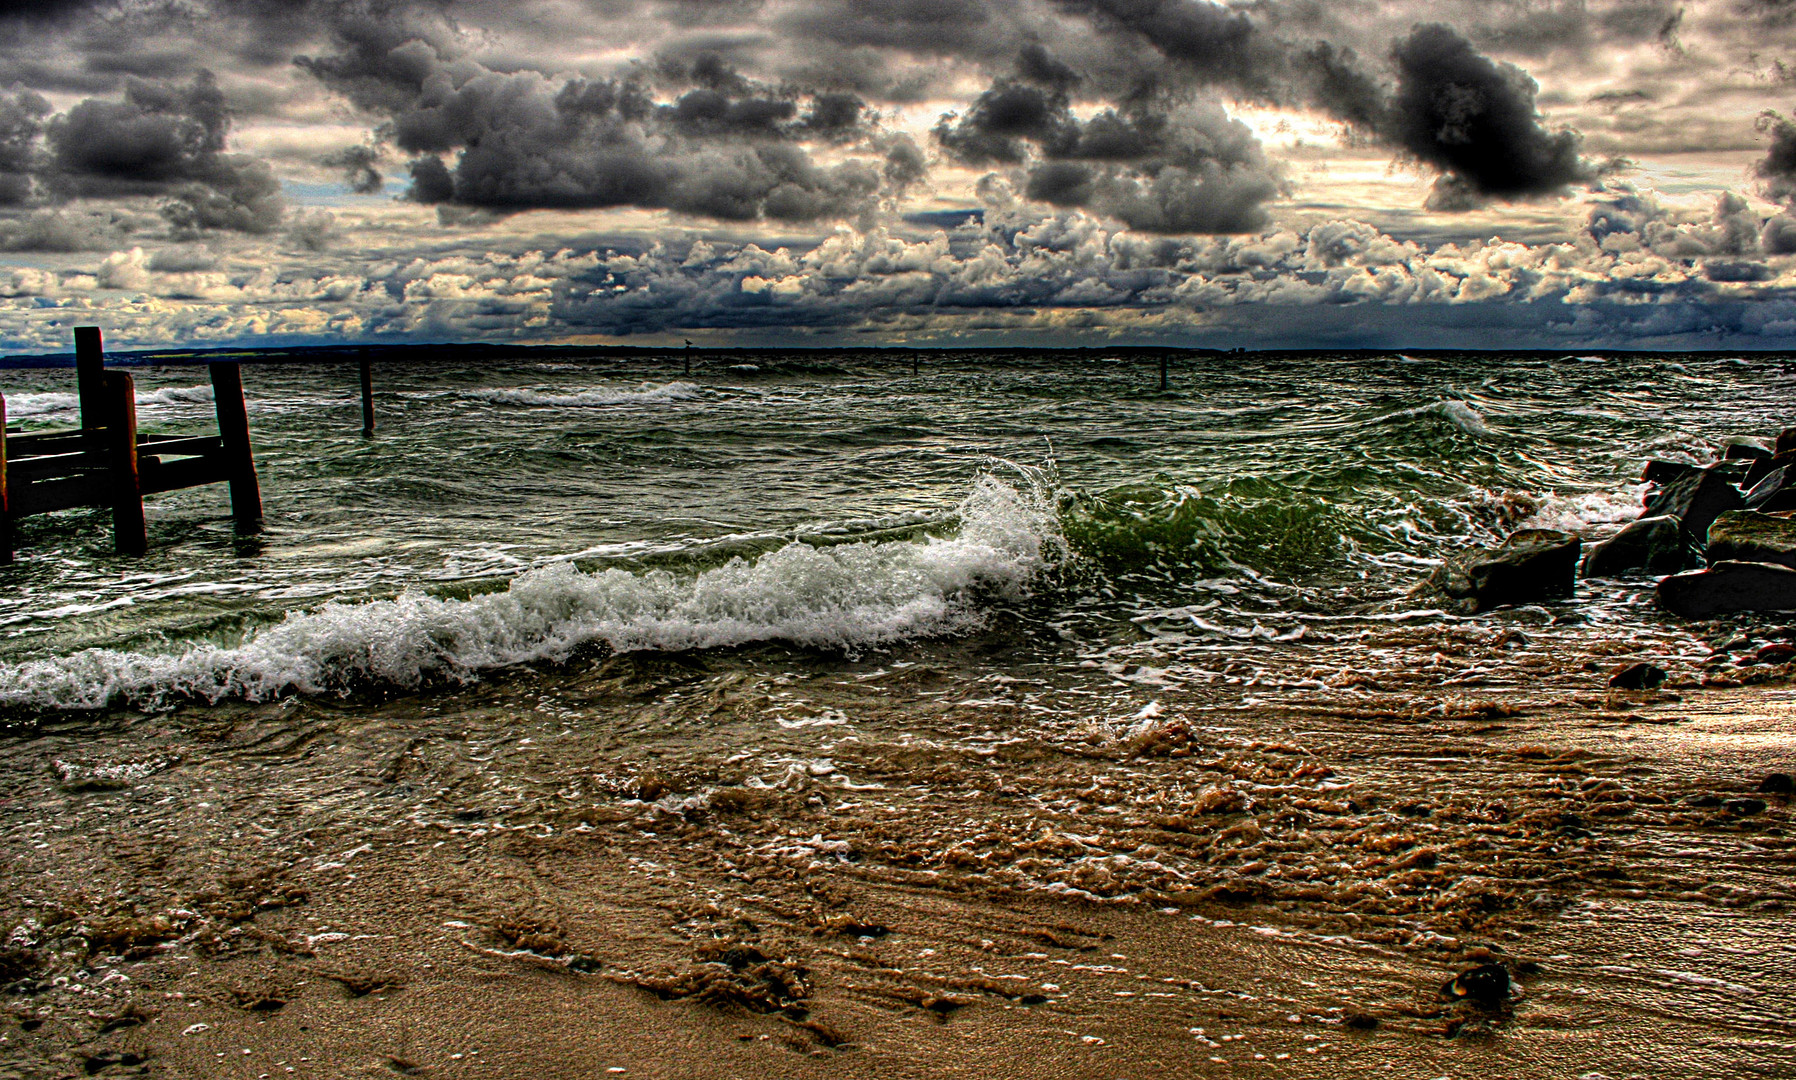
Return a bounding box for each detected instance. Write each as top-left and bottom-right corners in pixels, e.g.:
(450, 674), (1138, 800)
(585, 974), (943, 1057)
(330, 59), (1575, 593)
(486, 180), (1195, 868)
(3, 0), (1796, 349)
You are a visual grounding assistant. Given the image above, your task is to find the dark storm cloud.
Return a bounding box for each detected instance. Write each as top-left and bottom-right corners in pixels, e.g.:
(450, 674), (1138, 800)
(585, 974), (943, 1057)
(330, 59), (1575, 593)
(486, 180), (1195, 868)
(1754, 109), (1796, 204)
(323, 143), (383, 194)
(0, 89), (48, 206)
(777, 0), (995, 53)
(41, 71), (285, 233)
(935, 70), (1283, 233)
(297, 18), (895, 223)
(1385, 24), (1598, 209)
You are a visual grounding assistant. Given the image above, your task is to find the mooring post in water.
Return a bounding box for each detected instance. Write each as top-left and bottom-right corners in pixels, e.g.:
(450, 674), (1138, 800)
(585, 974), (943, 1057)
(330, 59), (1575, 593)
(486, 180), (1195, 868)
(75, 326), (105, 432)
(684, 339), (693, 376)
(0, 393), (11, 565)
(103, 371), (147, 556)
(208, 361), (263, 534)
(913, 354), (919, 377)
(359, 356), (375, 436)
(1158, 353), (1168, 391)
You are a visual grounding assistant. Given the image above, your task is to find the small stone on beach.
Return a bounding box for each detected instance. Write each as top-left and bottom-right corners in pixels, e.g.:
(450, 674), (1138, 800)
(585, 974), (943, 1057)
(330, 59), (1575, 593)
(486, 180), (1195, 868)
(1607, 662), (1667, 690)
(1440, 963), (1509, 1008)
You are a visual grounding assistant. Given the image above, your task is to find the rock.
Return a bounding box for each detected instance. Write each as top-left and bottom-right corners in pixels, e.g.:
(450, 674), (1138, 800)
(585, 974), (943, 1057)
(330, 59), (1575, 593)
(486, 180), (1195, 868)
(1657, 561), (1796, 618)
(1744, 449), (1796, 491)
(1342, 1012), (1380, 1030)
(1744, 457), (1796, 513)
(1683, 793), (1723, 808)
(1431, 530), (1580, 613)
(1644, 466), (1745, 547)
(1724, 438), (1774, 462)
(1640, 460), (1699, 486)
(1724, 797), (1768, 816)
(1608, 662), (1667, 690)
(1752, 643), (1796, 665)
(1706, 510), (1796, 571)
(1778, 427), (1796, 456)
(1581, 515), (1688, 577)
(1758, 773), (1794, 796)
(1441, 963), (1509, 1007)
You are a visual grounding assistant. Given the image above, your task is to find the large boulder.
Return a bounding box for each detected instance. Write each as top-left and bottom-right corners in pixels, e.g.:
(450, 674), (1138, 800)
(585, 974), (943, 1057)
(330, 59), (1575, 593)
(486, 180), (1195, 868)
(1744, 457), (1796, 513)
(1432, 529), (1580, 613)
(1658, 560), (1796, 618)
(1724, 438), (1774, 462)
(1706, 510), (1796, 571)
(1643, 466), (1744, 545)
(1581, 514), (1687, 577)
(1744, 449), (1795, 491)
(1640, 460), (1698, 486)
(1778, 427), (1796, 456)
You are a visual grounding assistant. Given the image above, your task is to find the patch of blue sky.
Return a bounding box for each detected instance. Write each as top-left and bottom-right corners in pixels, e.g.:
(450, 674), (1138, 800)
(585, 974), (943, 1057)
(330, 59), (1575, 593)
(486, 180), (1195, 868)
(280, 177), (407, 206)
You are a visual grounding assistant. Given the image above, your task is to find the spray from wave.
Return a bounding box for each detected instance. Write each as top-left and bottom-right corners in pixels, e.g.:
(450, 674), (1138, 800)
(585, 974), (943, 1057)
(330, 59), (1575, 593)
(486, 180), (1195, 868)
(0, 468), (1062, 710)
(1379, 399), (1495, 437)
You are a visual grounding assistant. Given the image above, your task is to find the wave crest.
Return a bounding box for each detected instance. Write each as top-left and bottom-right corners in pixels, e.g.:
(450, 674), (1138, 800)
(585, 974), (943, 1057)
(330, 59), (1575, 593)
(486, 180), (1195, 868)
(0, 471), (1060, 710)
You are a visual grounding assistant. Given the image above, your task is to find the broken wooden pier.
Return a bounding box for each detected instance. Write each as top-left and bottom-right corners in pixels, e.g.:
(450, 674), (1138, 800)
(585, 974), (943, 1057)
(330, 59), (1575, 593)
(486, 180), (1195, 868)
(0, 327), (262, 562)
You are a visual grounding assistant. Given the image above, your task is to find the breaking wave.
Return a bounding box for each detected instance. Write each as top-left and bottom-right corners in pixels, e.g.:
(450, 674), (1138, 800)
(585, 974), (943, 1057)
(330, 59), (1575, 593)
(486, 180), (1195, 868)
(0, 470), (1062, 710)
(1379, 399), (1496, 437)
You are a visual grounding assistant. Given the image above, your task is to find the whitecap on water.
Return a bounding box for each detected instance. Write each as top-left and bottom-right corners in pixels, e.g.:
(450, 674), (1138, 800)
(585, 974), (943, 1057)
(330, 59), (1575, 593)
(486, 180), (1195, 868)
(464, 382), (703, 407)
(0, 470), (1064, 710)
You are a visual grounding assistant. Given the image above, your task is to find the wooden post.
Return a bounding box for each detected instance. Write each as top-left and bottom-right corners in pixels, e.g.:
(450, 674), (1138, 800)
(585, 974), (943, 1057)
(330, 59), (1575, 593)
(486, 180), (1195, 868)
(208, 361), (263, 534)
(1, 393), (11, 565)
(103, 371), (146, 556)
(1158, 354), (1168, 391)
(684, 340), (692, 376)
(359, 356), (375, 436)
(912, 354), (919, 377)
(75, 326), (104, 431)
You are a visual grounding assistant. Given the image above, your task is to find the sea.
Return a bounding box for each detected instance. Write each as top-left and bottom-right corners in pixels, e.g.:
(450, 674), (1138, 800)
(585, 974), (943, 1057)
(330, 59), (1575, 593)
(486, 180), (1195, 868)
(0, 349), (1791, 711)
(6, 350), (1796, 1074)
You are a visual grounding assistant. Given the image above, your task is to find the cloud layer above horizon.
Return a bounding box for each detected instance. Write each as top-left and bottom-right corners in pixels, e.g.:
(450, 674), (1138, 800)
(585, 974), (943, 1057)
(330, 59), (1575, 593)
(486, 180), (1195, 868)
(4, 0), (1796, 350)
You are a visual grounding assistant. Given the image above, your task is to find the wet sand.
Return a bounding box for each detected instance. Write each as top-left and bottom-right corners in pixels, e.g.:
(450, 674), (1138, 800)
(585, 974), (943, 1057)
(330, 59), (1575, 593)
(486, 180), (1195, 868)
(2, 626), (1793, 1079)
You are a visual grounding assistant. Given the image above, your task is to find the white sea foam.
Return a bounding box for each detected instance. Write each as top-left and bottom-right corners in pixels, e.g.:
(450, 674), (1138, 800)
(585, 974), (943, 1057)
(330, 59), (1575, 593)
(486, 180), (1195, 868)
(1382, 399), (1495, 437)
(465, 382), (702, 407)
(138, 384), (214, 407)
(1521, 486), (1648, 532)
(1, 391), (78, 418)
(1, 385), (211, 419)
(0, 471), (1062, 710)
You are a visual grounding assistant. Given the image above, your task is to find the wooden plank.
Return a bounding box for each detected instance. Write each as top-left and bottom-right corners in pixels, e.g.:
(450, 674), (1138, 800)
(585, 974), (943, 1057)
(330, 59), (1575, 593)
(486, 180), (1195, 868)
(208, 361), (262, 533)
(13, 474), (111, 516)
(104, 371), (146, 556)
(7, 429), (90, 455)
(141, 454), (229, 495)
(133, 434), (223, 458)
(6, 450), (101, 481)
(75, 326), (104, 431)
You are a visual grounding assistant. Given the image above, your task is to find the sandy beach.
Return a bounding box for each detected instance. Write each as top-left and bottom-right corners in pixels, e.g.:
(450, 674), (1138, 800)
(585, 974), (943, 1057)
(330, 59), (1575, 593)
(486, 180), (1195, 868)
(4, 617), (1792, 1080)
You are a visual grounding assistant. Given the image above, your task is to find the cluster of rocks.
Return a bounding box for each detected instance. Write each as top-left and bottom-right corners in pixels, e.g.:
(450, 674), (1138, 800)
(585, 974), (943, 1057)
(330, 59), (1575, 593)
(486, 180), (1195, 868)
(1428, 426), (1796, 617)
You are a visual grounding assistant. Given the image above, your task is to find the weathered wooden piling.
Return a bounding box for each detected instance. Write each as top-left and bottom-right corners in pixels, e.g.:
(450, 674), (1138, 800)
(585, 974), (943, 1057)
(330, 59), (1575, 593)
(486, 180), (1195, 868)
(1159, 354), (1168, 391)
(0, 395), (10, 565)
(75, 326), (104, 432)
(359, 356), (375, 437)
(209, 361), (263, 532)
(103, 370), (146, 556)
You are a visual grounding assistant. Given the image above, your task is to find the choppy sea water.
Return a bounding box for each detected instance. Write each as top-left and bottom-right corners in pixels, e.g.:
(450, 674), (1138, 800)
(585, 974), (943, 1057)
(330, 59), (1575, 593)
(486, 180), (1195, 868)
(6, 350), (1796, 1075)
(0, 349), (1792, 707)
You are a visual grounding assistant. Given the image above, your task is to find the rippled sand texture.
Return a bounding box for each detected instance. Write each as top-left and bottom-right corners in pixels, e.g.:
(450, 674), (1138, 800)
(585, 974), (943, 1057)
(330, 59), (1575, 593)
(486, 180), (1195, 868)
(2, 625), (1791, 1078)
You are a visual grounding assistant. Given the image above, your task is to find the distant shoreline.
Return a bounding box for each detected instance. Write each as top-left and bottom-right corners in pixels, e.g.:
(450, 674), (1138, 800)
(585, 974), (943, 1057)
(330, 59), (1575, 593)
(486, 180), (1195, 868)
(4, 342), (1794, 369)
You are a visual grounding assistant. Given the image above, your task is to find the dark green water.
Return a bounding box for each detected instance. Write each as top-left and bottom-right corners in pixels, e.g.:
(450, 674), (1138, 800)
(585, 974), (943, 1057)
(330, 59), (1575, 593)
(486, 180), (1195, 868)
(0, 350), (1790, 707)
